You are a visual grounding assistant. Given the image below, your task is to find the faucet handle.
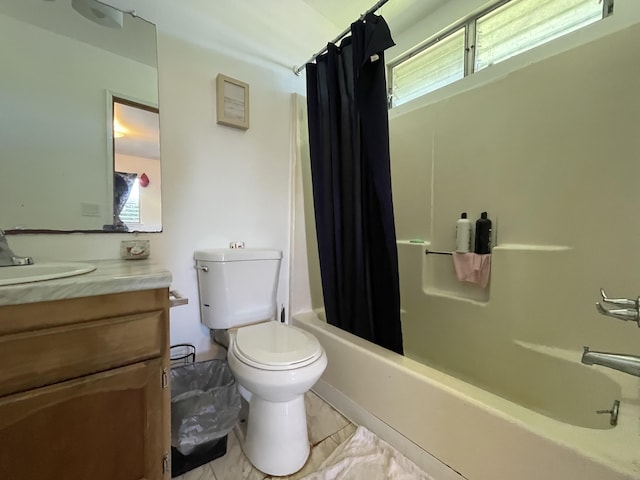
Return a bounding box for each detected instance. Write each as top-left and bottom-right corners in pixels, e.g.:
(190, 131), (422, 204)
(595, 302), (640, 325)
(599, 288), (638, 308)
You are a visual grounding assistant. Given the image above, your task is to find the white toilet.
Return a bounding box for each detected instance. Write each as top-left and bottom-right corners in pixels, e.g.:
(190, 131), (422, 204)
(194, 248), (327, 476)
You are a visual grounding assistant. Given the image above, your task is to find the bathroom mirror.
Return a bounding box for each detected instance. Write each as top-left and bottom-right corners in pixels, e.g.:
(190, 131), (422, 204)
(0, 0), (161, 233)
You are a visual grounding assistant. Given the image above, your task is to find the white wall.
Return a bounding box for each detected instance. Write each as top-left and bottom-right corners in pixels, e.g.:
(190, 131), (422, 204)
(8, 30), (306, 354)
(152, 33), (303, 353)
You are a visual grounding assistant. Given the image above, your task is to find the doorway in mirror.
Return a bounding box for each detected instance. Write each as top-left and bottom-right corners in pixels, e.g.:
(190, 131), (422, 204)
(109, 97), (161, 233)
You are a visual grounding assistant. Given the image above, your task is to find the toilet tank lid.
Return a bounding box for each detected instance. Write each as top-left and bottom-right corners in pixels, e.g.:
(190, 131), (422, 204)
(194, 248), (282, 262)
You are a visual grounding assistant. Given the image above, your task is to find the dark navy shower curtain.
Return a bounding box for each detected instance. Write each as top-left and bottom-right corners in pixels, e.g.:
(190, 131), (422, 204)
(305, 13), (403, 355)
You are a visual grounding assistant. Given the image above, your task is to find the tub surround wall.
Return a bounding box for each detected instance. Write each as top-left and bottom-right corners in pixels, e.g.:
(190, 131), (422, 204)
(391, 22), (640, 362)
(288, 94), (317, 317)
(375, 20), (640, 480)
(289, 94), (325, 317)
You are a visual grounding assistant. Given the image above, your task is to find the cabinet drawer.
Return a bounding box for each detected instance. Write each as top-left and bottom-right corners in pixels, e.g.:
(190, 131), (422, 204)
(0, 311), (164, 397)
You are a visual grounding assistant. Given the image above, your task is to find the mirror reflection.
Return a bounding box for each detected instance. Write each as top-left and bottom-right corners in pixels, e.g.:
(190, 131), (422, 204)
(0, 0), (161, 233)
(110, 98), (161, 232)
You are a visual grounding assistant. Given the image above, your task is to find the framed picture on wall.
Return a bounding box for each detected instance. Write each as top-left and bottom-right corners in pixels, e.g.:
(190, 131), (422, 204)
(216, 74), (250, 130)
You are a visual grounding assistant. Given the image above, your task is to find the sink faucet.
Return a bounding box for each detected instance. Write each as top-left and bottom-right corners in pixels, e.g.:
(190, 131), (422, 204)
(0, 229), (33, 267)
(581, 347), (640, 377)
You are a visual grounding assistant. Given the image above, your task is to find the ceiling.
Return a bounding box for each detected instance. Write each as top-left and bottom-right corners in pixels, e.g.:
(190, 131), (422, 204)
(302, 0), (448, 41)
(114, 102), (160, 160)
(105, 0), (450, 71)
(102, 0), (449, 159)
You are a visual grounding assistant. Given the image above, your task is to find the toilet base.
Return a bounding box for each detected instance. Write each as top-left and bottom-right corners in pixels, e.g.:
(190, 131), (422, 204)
(243, 395), (310, 476)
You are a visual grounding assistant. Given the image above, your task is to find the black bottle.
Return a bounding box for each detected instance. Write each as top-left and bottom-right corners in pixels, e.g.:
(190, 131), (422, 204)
(474, 212), (492, 254)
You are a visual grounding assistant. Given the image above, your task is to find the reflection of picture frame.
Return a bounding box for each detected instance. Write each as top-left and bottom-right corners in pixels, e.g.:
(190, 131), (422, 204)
(216, 74), (249, 130)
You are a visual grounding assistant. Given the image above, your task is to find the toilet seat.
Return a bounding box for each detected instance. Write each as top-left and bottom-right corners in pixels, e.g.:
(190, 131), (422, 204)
(232, 322), (323, 371)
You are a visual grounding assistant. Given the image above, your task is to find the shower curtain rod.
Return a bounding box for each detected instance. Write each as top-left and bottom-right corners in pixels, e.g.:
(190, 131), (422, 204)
(292, 0), (390, 75)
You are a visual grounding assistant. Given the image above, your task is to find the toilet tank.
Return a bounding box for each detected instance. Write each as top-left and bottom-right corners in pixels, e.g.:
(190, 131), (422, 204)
(195, 248), (282, 329)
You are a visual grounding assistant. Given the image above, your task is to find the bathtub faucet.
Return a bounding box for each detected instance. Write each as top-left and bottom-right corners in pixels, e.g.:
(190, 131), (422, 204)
(581, 347), (640, 378)
(0, 229), (33, 267)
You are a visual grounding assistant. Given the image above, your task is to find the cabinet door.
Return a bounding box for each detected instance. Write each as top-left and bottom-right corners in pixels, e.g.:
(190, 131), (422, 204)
(0, 359), (167, 480)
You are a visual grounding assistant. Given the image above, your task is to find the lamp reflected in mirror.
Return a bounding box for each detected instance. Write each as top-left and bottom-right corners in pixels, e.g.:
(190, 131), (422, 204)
(113, 118), (127, 138)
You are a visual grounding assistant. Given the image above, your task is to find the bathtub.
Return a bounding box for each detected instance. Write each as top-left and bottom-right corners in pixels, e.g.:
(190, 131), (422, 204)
(407, 339), (621, 430)
(293, 312), (640, 480)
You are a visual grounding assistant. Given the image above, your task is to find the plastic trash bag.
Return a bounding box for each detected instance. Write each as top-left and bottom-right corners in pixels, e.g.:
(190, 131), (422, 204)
(170, 359), (241, 456)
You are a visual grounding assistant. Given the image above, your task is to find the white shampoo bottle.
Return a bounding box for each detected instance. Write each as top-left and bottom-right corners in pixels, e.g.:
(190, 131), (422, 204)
(456, 212), (472, 253)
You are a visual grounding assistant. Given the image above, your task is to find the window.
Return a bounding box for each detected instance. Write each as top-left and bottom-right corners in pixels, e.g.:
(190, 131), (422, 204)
(389, 0), (613, 108)
(119, 178), (140, 225)
(475, 0), (605, 71)
(392, 29), (465, 107)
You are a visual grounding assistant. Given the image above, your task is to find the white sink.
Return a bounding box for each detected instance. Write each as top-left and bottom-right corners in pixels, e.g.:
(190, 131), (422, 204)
(0, 262), (96, 286)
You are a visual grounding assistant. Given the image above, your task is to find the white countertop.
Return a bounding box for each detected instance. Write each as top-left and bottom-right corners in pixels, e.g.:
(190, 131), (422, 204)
(0, 259), (172, 306)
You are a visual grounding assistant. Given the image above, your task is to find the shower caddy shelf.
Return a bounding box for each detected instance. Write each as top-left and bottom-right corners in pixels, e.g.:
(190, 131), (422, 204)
(398, 240), (572, 305)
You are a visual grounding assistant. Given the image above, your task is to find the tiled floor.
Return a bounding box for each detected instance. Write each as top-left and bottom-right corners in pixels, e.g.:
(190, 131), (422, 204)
(175, 391), (357, 480)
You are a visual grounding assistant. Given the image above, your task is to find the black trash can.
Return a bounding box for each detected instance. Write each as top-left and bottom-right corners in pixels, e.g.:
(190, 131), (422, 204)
(170, 359), (241, 477)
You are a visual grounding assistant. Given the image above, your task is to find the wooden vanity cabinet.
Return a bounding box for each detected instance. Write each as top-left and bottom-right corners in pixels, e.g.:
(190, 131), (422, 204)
(0, 288), (171, 480)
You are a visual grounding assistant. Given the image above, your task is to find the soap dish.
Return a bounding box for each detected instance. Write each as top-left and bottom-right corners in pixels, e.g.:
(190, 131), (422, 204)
(120, 240), (150, 260)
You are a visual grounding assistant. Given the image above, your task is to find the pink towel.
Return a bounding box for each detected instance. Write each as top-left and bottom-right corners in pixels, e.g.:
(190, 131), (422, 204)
(452, 253), (491, 288)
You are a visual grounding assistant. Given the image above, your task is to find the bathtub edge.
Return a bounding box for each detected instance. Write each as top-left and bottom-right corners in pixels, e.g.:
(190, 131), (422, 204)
(294, 312), (638, 480)
(312, 379), (466, 480)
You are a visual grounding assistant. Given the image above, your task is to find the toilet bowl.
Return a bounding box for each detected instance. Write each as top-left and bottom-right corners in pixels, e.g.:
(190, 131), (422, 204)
(194, 248), (327, 476)
(227, 321), (327, 476)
